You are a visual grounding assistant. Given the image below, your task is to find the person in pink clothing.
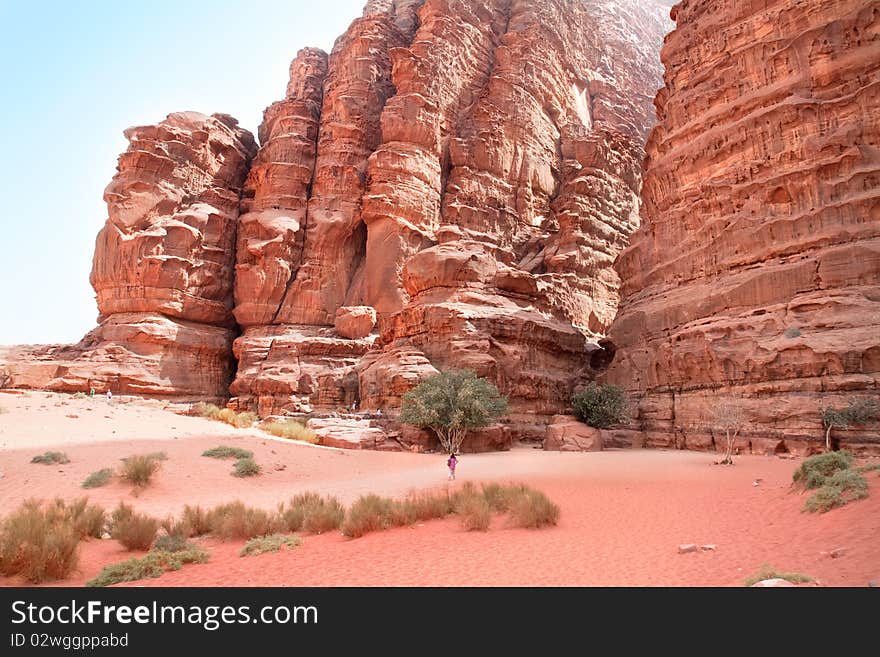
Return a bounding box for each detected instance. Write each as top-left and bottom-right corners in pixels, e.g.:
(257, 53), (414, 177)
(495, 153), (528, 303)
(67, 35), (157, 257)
(447, 453), (458, 481)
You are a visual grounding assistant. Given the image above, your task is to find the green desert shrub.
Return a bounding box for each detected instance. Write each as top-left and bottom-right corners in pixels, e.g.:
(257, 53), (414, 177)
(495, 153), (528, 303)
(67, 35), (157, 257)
(119, 454), (162, 487)
(202, 445), (253, 460)
(239, 534), (302, 557)
(571, 383), (629, 428)
(109, 502), (159, 551)
(86, 546), (208, 587)
(232, 457), (261, 478)
(152, 532), (189, 553)
(0, 500), (80, 583)
(31, 451), (70, 465)
(261, 419), (319, 444)
(856, 462), (880, 474)
(206, 502), (272, 540)
(82, 468), (114, 489)
(793, 451), (854, 489)
(804, 470), (869, 513)
(744, 564), (813, 587)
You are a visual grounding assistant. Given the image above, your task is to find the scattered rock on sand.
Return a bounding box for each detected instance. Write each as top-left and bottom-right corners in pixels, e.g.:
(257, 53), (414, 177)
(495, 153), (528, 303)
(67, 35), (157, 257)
(678, 544), (698, 554)
(700, 544), (716, 551)
(751, 578), (796, 587)
(830, 548), (847, 559)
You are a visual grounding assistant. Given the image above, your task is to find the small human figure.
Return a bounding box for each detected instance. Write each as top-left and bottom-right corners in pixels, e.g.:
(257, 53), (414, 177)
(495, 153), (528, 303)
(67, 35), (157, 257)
(447, 453), (458, 481)
(106, 390), (112, 403)
(89, 387), (95, 397)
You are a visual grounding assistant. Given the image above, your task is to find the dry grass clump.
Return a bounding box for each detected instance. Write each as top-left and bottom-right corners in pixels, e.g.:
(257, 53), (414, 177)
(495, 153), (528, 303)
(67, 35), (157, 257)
(119, 454), (162, 488)
(180, 505), (211, 537)
(0, 498), (104, 583)
(218, 408), (258, 429)
(232, 457), (261, 477)
(109, 502), (159, 551)
(206, 502), (272, 540)
(193, 402), (222, 420)
(341, 495), (400, 538)
(31, 451), (70, 465)
(507, 488), (560, 528)
(261, 419), (319, 444)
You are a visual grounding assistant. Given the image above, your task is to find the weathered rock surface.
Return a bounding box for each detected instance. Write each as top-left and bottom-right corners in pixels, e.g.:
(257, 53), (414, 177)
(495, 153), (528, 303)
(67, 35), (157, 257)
(4, 113), (256, 398)
(543, 415), (603, 452)
(604, 0), (880, 454)
(334, 306), (377, 339)
(229, 0), (671, 437)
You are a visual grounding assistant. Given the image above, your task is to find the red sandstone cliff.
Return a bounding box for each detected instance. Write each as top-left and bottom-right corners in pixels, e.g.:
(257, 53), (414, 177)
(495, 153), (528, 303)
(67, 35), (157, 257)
(604, 0), (880, 454)
(228, 0), (671, 442)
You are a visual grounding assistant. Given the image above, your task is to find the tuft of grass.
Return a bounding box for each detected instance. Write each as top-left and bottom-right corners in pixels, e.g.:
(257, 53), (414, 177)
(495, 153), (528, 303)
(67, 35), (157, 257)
(109, 502), (159, 551)
(0, 500), (81, 583)
(507, 488), (560, 528)
(341, 495), (397, 538)
(232, 457), (261, 478)
(206, 502), (272, 540)
(59, 498), (106, 539)
(119, 454), (162, 488)
(218, 408), (258, 428)
(857, 462), (880, 474)
(402, 490), (453, 521)
(153, 532), (189, 553)
(202, 446), (253, 460)
(31, 451), (70, 465)
(82, 468), (114, 489)
(181, 505), (211, 537)
(793, 451), (854, 489)
(744, 564), (814, 587)
(193, 402), (222, 420)
(804, 470), (869, 513)
(239, 534), (302, 557)
(300, 496), (345, 534)
(86, 546), (208, 587)
(457, 494), (491, 531)
(261, 419), (319, 444)
(72, 392), (87, 399)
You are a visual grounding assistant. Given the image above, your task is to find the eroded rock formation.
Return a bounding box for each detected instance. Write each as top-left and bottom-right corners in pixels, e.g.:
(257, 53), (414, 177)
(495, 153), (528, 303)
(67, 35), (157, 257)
(2, 112), (256, 398)
(604, 0), (880, 454)
(230, 0), (671, 443)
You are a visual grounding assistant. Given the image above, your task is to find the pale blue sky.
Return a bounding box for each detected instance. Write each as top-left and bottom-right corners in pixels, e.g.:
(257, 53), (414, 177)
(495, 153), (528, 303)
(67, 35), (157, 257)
(0, 0), (364, 344)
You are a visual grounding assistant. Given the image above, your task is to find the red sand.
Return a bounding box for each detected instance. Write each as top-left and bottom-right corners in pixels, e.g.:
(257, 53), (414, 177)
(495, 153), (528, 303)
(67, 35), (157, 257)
(1, 391), (878, 587)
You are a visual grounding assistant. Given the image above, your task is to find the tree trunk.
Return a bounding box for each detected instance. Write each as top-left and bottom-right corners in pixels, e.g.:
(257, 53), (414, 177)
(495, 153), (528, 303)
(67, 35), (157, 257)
(825, 424), (832, 452)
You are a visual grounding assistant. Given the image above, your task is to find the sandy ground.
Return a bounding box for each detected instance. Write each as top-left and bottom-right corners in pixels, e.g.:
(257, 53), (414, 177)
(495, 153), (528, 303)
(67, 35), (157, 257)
(0, 390), (877, 587)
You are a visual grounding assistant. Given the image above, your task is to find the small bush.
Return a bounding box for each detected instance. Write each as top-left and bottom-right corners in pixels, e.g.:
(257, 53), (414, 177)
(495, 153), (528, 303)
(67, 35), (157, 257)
(207, 502), (272, 540)
(784, 327), (802, 338)
(239, 534), (302, 557)
(480, 483), (528, 512)
(72, 391), (88, 399)
(119, 454), (162, 488)
(232, 457), (261, 478)
(804, 470), (869, 513)
(507, 488), (560, 529)
(0, 500), (80, 583)
(193, 402), (222, 420)
(744, 564), (813, 587)
(31, 451), (70, 465)
(109, 503), (159, 551)
(218, 408), (258, 429)
(86, 546), (208, 587)
(457, 494), (491, 532)
(341, 495), (397, 538)
(792, 451), (854, 489)
(202, 446), (253, 460)
(261, 419), (319, 444)
(60, 498), (106, 539)
(856, 462), (880, 474)
(403, 490), (453, 521)
(82, 468), (114, 489)
(300, 496), (345, 534)
(180, 505), (211, 537)
(571, 383), (629, 428)
(153, 532), (189, 553)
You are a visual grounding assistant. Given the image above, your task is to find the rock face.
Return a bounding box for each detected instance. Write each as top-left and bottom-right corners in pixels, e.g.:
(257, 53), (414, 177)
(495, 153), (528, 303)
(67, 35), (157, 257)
(229, 0), (671, 445)
(604, 0), (880, 454)
(2, 0), (672, 449)
(2, 113), (256, 398)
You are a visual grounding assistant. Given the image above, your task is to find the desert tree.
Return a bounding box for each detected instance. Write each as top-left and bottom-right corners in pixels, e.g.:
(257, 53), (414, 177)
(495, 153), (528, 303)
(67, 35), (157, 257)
(571, 383), (630, 428)
(821, 397), (880, 451)
(399, 370), (508, 454)
(710, 400), (746, 465)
